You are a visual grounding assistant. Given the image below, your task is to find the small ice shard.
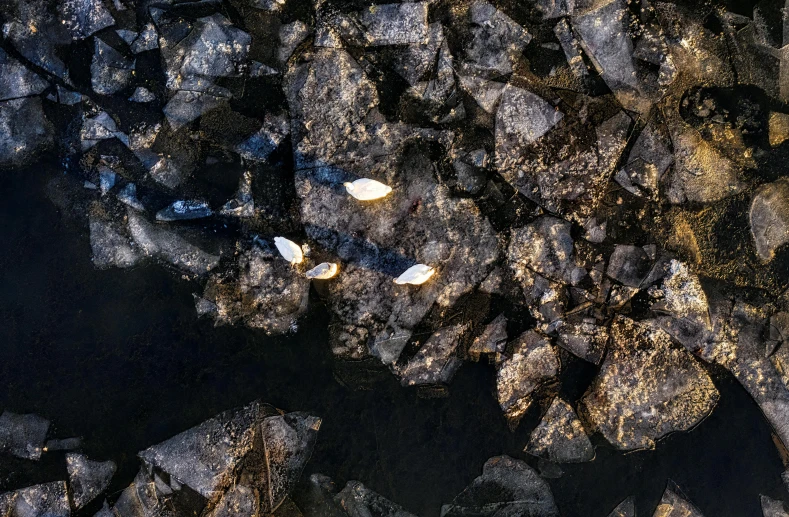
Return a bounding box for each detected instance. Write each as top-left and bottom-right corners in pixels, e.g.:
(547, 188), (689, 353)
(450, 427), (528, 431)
(496, 84), (563, 148)
(370, 327), (413, 366)
(337, 480), (418, 517)
(618, 123), (673, 197)
(111, 468), (169, 516)
(525, 397), (594, 463)
(397, 324), (468, 386)
(258, 413), (323, 513)
(66, 453), (116, 509)
(55, 85), (82, 105)
(0, 411), (50, 460)
(468, 313), (508, 361)
(128, 123), (161, 153)
(131, 23), (158, 54)
(458, 75), (506, 114)
(44, 437), (82, 452)
(357, 3), (429, 46)
(306, 262), (338, 280)
(162, 15), (250, 85)
(657, 260), (710, 326)
(557, 319), (607, 364)
(394, 23), (445, 86)
(607, 497), (635, 517)
(554, 19), (587, 78)
(275, 237), (304, 264)
(208, 485), (257, 516)
(155, 200), (213, 222)
(148, 154), (188, 190)
(762, 495), (789, 517)
(653, 482), (705, 516)
(237, 114), (290, 162)
(606, 245), (652, 287)
(496, 331), (559, 427)
(220, 171), (254, 217)
(279, 21), (310, 64)
(462, 1), (532, 77)
(80, 111), (117, 140)
(507, 216), (579, 285)
(665, 127), (744, 204)
(453, 154), (487, 196)
(583, 218), (607, 244)
(117, 183), (145, 211)
(343, 178), (393, 201)
(251, 0), (287, 12)
(129, 87), (155, 103)
(98, 167), (116, 195)
(201, 243), (310, 333)
(127, 211), (220, 275)
(91, 38), (135, 95)
(163, 89), (230, 131)
(90, 212), (140, 269)
(116, 29), (137, 45)
(80, 111), (127, 151)
(394, 264), (435, 285)
(572, 0), (648, 113)
(250, 61), (279, 77)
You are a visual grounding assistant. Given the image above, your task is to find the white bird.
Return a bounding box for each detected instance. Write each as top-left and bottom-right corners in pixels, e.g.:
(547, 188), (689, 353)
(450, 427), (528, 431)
(394, 264), (435, 285)
(306, 262), (339, 279)
(343, 178), (392, 201)
(274, 237), (304, 264)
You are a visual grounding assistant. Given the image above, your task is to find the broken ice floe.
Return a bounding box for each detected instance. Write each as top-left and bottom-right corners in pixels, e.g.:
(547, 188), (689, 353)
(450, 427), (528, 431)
(461, 1), (532, 78)
(441, 456), (559, 517)
(66, 453), (116, 509)
(317, 3), (430, 48)
(0, 482), (69, 517)
(0, 411), (49, 461)
(580, 317), (718, 450)
(525, 397), (594, 463)
(134, 401), (320, 513)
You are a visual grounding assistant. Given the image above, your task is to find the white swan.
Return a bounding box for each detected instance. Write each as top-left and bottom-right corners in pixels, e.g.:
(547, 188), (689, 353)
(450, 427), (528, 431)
(306, 262), (339, 279)
(274, 237), (304, 264)
(394, 264), (435, 285)
(343, 178), (392, 201)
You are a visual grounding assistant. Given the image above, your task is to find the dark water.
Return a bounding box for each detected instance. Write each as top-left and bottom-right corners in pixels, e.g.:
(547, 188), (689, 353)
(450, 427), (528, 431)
(1, 167), (788, 516)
